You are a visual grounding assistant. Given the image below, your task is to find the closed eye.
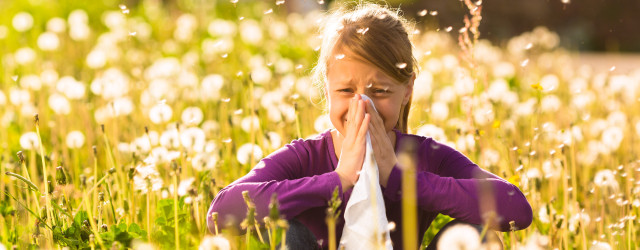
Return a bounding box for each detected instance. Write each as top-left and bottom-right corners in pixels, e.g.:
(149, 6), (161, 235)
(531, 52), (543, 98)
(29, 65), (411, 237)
(372, 88), (391, 94)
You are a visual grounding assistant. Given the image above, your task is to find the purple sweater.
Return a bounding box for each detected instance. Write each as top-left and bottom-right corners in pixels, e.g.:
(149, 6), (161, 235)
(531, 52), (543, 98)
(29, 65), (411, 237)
(207, 129), (532, 248)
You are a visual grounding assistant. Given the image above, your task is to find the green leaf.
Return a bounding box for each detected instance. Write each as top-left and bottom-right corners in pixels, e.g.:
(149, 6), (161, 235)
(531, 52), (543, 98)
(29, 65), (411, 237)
(5, 171), (39, 192)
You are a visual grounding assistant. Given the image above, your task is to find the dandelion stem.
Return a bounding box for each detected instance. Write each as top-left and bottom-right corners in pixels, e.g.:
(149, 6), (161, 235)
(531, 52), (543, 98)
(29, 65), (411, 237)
(147, 192), (151, 242)
(105, 180), (118, 223)
(173, 170), (180, 249)
(35, 114), (55, 244)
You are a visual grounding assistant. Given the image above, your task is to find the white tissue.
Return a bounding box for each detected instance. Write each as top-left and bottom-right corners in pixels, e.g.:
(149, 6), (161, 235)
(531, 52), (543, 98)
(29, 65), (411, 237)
(340, 94), (393, 249)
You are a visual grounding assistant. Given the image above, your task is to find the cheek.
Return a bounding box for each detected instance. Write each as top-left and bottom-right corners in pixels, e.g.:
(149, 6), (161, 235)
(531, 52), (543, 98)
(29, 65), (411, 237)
(328, 98), (349, 125)
(375, 100), (402, 130)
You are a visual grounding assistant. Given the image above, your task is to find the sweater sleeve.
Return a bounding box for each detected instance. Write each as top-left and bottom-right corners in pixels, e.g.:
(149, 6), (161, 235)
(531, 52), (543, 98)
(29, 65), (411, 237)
(206, 141), (343, 233)
(382, 139), (532, 231)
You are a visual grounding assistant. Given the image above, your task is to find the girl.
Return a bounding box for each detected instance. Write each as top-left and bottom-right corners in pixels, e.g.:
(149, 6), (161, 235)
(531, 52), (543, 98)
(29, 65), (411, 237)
(208, 3), (532, 249)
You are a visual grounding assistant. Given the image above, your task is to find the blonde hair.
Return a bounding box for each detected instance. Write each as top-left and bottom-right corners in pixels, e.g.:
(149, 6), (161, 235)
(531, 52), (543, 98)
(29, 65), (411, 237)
(312, 3), (417, 133)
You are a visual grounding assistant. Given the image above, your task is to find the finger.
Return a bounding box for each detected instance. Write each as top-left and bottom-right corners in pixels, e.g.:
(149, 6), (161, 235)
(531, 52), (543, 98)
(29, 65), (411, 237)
(354, 99), (366, 133)
(364, 100), (385, 130)
(358, 113), (371, 142)
(347, 97), (356, 136)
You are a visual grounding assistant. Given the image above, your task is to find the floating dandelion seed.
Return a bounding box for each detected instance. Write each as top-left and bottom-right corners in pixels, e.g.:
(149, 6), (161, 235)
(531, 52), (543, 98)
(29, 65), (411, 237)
(238, 17), (244, 20)
(521, 59), (529, 67)
(222, 138), (232, 143)
(221, 98), (231, 102)
(356, 27), (369, 35)
(233, 109), (243, 115)
(525, 43), (533, 50)
(11, 75), (18, 82)
(295, 64), (303, 69)
(275, 0), (285, 5)
(335, 54), (345, 60)
(118, 4), (126, 9)
(429, 11), (438, 16)
(418, 10), (428, 16)
(318, 0), (325, 4)
(444, 26), (453, 32)
(561, 0), (570, 3)
(230, 0), (238, 3)
(395, 62), (407, 69)
(609, 66), (616, 71)
(264, 9), (273, 15)
(458, 27), (467, 33)
(122, 9), (129, 14)
(366, 83), (373, 88)
(424, 50), (432, 56)
(129, 31), (136, 36)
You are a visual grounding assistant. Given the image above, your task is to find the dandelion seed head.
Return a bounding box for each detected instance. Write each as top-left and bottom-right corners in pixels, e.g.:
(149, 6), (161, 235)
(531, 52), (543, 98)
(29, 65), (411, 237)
(66, 130), (85, 149)
(250, 66), (272, 84)
(181, 106), (204, 125)
(37, 32), (60, 51)
(48, 93), (71, 115)
(436, 224), (481, 250)
(14, 47), (36, 65)
(236, 143), (263, 165)
(9, 87), (30, 105)
(19, 74), (42, 91)
(177, 177), (195, 196)
(19, 132), (39, 150)
(590, 241), (612, 250)
(594, 169), (619, 190)
(149, 103), (173, 124)
(266, 131), (282, 149)
(12, 12), (34, 32)
(240, 116), (260, 133)
(56, 76), (86, 99)
(239, 19), (263, 44)
(199, 235), (231, 250)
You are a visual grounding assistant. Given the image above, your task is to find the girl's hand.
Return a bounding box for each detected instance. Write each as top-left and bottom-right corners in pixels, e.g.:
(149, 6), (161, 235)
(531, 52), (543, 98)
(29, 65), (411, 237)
(364, 99), (397, 187)
(335, 94), (371, 190)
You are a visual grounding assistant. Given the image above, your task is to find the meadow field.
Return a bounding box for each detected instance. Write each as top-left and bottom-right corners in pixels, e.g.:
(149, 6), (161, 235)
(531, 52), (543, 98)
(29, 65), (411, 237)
(0, 0), (639, 249)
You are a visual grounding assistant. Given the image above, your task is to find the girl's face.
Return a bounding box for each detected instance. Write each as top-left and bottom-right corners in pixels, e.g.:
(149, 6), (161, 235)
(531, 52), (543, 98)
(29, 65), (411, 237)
(326, 49), (414, 137)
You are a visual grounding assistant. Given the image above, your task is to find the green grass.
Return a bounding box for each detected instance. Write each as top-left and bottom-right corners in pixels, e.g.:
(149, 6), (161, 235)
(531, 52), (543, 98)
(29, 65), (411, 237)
(1, 0), (639, 249)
